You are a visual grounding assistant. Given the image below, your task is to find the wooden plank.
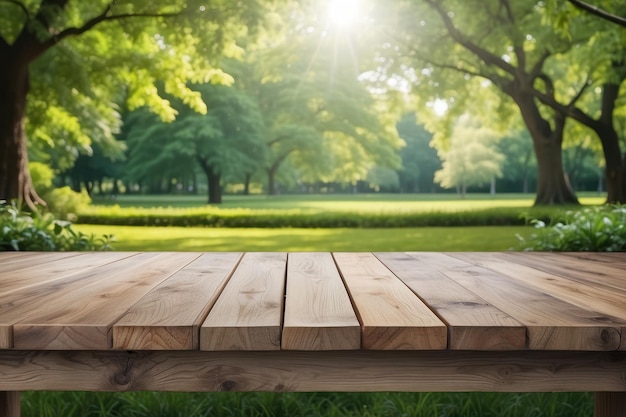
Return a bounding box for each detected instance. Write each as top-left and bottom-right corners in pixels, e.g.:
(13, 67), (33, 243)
(504, 252), (626, 293)
(0, 252), (80, 275)
(11, 252), (200, 350)
(0, 252), (134, 295)
(595, 392), (626, 417)
(376, 252), (526, 350)
(200, 252), (286, 351)
(0, 391), (20, 417)
(112, 253), (242, 350)
(333, 252), (446, 350)
(0, 350), (625, 393)
(282, 252), (360, 350)
(443, 253), (622, 351)
(0, 253), (144, 348)
(498, 253), (626, 317)
(565, 252), (626, 266)
(465, 252), (626, 351)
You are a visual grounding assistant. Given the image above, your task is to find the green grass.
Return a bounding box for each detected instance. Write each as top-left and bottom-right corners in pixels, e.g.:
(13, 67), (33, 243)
(80, 193), (605, 228)
(92, 192), (605, 212)
(23, 391), (592, 417)
(76, 225), (532, 251)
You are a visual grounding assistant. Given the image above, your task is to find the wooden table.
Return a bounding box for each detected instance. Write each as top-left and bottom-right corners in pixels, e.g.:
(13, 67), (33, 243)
(1, 252), (625, 417)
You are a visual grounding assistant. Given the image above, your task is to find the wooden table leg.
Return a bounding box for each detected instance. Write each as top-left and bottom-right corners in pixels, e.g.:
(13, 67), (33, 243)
(595, 392), (626, 417)
(0, 391), (20, 417)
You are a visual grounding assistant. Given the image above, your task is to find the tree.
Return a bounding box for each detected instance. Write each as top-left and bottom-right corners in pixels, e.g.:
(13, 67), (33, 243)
(396, 113), (441, 193)
(0, 0), (266, 209)
(125, 83), (266, 203)
(434, 116), (504, 197)
(375, 0), (587, 204)
(538, 1), (626, 202)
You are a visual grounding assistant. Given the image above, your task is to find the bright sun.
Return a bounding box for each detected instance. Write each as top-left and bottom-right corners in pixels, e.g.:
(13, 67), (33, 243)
(327, 0), (361, 29)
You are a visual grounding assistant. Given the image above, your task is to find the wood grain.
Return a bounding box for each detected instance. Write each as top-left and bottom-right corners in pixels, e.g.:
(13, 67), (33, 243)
(0, 252), (134, 295)
(1, 350), (624, 393)
(490, 252), (626, 350)
(200, 253), (286, 351)
(0, 252), (79, 274)
(282, 253), (360, 350)
(333, 252), (446, 350)
(113, 253), (242, 350)
(11, 252), (200, 350)
(503, 252), (626, 293)
(445, 253), (622, 351)
(376, 252), (526, 350)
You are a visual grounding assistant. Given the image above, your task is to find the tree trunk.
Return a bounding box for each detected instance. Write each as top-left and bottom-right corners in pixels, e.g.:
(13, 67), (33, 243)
(512, 90), (578, 205)
(533, 139), (578, 205)
(207, 170), (221, 204)
(596, 125), (624, 203)
(0, 50), (43, 210)
(267, 166), (279, 196)
(197, 157), (222, 204)
(243, 173), (252, 195)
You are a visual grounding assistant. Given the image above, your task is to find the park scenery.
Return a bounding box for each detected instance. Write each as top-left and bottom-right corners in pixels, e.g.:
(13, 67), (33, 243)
(1, 0), (625, 416)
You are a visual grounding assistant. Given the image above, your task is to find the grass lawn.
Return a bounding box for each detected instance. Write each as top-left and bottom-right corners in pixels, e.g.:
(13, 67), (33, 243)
(76, 225), (533, 251)
(91, 192), (605, 212)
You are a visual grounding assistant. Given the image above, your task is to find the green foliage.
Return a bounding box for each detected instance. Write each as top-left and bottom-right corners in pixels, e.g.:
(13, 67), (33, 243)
(434, 116), (505, 195)
(29, 162), (56, 191)
(0, 201), (113, 251)
(77, 204), (562, 228)
(519, 206), (626, 251)
(29, 162), (92, 220)
(3, 0), (272, 174)
(43, 186), (92, 221)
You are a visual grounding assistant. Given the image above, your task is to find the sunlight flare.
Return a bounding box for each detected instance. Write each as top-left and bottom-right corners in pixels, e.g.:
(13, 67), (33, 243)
(328, 0), (362, 29)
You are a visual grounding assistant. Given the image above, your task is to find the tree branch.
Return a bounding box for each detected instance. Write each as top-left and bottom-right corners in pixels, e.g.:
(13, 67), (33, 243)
(529, 50), (550, 81)
(2, 0), (29, 18)
(566, 75), (591, 109)
(532, 82), (597, 129)
(567, 0), (626, 27)
(16, 1), (188, 62)
(424, 0), (517, 76)
(40, 7), (185, 51)
(498, 0), (527, 72)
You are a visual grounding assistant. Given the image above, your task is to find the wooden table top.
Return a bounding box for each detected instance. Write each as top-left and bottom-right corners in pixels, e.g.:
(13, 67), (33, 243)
(0, 251), (624, 352)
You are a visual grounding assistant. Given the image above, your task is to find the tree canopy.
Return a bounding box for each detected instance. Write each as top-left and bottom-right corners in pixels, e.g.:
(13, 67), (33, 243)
(0, 0), (269, 208)
(0, 0), (622, 206)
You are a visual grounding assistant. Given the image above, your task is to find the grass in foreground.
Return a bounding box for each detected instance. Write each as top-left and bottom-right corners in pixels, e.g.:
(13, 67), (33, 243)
(75, 225), (533, 251)
(23, 391), (592, 417)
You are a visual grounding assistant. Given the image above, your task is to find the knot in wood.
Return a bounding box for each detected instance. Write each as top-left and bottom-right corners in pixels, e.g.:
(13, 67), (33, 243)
(219, 380), (238, 391)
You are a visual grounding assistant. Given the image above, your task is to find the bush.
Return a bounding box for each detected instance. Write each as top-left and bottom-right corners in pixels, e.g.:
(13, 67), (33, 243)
(43, 186), (91, 221)
(76, 205), (561, 228)
(29, 162), (91, 220)
(518, 205), (626, 251)
(0, 201), (114, 251)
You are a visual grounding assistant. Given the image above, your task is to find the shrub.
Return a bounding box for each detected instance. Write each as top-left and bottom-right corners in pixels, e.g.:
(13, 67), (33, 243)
(76, 205), (561, 228)
(43, 186), (91, 221)
(518, 205), (626, 251)
(0, 201), (114, 251)
(29, 162), (91, 220)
